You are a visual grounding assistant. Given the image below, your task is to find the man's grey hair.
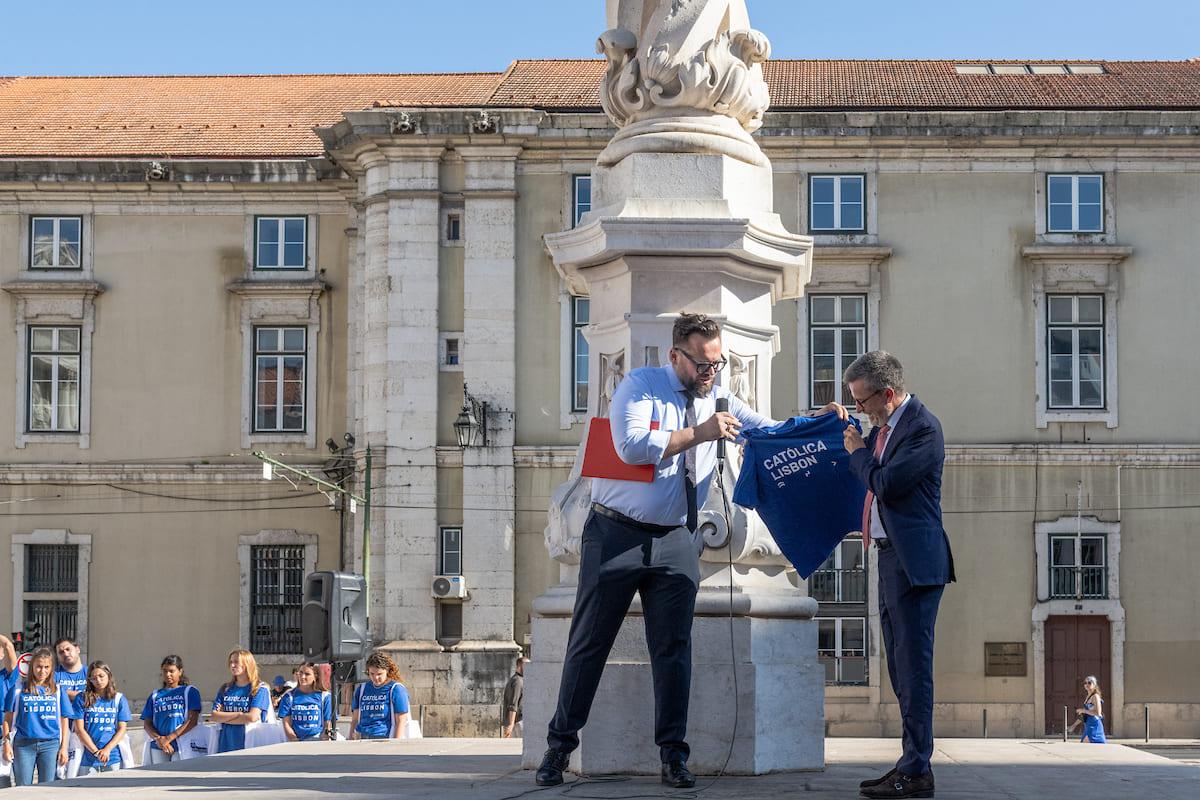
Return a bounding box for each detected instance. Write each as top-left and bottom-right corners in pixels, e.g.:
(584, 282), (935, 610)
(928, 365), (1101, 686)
(843, 351), (905, 394)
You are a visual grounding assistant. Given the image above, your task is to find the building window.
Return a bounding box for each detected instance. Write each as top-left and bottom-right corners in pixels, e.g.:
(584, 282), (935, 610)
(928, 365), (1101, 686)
(28, 326), (81, 432)
(1047, 294), (1104, 409)
(1049, 534), (1107, 600)
(30, 217), (82, 269)
(255, 217), (307, 269)
(249, 545), (305, 654)
(810, 176), (865, 232)
(254, 327), (306, 432)
(573, 175), (592, 226)
(25, 544), (78, 592)
(437, 602), (463, 647)
(445, 338), (460, 366)
(12, 531), (91, 656)
(572, 297), (590, 413)
(1047, 175), (1103, 233)
(24, 544), (80, 648)
(808, 295), (865, 409)
(439, 527), (462, 575)
(817, 617), (867, 685)
(446, 214), (462, 241)
(809, 534), (866, 603)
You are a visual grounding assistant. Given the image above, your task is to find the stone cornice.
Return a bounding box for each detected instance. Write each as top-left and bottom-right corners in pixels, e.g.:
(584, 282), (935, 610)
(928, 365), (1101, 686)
(3, 445), (1197, 483)
(2, 279), (105, 301)
(1020, 244), (1134, 267)
(812, 245), (893, 267)
(0, 461), (317, 484)
(225, 278), (329, 300)
(944, 444), (1200, 466)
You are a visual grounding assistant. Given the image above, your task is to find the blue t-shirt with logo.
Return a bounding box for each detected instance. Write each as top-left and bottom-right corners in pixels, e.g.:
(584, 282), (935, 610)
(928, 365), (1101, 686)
(54, 666), (88, 698)
(352, 681), (409, 738)
(213, 682), (271, 753)
(733, 413), (868, 578)
(72, 693), (132, 766)
(278, 689), (333, 741)
(140, 684), (203, 750)
(5, 683), (73, 739)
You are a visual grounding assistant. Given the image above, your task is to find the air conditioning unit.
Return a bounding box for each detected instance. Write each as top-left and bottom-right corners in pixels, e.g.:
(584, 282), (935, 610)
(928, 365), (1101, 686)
(431, 575), (467, 599)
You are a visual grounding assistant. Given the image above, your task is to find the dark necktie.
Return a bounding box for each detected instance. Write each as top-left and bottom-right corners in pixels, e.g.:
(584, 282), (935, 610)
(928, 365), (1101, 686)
(684, 392), (698, 532)
(861, 424), (891, 550)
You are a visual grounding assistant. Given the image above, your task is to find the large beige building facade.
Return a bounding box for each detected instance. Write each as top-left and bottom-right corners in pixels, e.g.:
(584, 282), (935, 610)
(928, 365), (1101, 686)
(1, 60), (1198, 738)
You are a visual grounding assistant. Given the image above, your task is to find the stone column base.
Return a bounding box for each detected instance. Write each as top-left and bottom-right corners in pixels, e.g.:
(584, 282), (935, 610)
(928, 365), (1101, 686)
(522, 608), (824, 775)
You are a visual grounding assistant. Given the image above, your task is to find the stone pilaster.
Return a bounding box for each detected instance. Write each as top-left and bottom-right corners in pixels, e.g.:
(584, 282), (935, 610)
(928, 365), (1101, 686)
(354, 145), (445, 642)
(458, 145), (521, 646)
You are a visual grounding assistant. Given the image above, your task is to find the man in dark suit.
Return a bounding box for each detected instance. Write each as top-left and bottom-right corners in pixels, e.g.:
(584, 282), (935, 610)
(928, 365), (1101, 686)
(842, 351), (955, 799)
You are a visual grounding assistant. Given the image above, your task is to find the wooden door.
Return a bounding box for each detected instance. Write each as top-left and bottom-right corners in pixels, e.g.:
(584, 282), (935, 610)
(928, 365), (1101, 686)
(1044, 615), (1111, 735)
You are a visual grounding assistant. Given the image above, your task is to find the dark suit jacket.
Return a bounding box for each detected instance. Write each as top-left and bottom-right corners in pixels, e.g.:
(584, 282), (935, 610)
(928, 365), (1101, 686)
(849, 394), (955, 586)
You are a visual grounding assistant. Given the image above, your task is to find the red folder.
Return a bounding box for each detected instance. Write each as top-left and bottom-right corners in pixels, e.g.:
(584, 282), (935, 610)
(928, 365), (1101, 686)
(580, 417), (658, 482)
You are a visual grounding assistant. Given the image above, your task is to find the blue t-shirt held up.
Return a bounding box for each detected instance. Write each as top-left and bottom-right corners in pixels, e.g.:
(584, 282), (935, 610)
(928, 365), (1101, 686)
(72, 693), (133, 766)
(352, 681), (410, 738)
(213, 682), (271, 753)
(733, 412), (868, 578)
(140, 685), (203, 750)
(279, 689), (333, 741)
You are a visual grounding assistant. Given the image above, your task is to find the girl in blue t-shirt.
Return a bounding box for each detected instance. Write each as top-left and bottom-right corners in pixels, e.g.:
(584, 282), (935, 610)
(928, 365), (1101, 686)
(1, 647), (71, 785)
(350, 652), (410, 740)
(72, 661), (133, 774)
(141, 654), (202, 764)
(279, 662), (334, 742)
(210, 648), (271, 753)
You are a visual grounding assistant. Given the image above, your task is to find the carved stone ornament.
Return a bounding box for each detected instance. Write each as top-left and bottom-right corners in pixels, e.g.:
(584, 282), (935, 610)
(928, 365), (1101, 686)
(467, 110), (499, 134)
(388, 112), (420, 134)
(598, 349), (626, 418)
(596, 0), (772, 166)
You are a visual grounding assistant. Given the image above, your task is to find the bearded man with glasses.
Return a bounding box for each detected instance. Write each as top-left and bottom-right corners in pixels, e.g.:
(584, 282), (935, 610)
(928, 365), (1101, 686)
(537, 313), (835, 788)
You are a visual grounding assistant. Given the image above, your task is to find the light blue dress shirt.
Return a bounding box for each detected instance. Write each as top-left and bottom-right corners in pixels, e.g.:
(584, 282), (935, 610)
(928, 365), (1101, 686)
(592, 364), (775, 527)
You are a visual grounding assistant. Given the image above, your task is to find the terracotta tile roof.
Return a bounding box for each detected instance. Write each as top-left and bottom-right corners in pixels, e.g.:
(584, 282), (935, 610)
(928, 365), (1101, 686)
(2, 60), (1199, 159)
(0, 73), (501, 158)
(764, 60), (1200, 110)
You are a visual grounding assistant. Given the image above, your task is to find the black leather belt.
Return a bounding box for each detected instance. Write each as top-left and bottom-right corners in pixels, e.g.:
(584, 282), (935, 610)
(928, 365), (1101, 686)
(591, 503), (678, 535)
(875, 538), (892, 549)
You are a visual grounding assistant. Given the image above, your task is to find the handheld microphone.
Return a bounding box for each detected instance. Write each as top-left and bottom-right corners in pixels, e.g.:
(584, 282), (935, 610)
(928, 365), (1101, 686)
(715, 397), (729, 460)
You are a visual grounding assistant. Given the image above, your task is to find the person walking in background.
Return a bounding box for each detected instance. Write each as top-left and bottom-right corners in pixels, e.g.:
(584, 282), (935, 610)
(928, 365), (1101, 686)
(350, 652), (410, 740)
(1069, 676), (1107, 743)
(2, 647), (71, 786)
(502, 657), (528, 739)
(210, 649), (271, 753)
(141, 655), (202, 764)
(841, 351), (955, 800)
(279, 662), (334, 742)
(72, 661), (132, 774)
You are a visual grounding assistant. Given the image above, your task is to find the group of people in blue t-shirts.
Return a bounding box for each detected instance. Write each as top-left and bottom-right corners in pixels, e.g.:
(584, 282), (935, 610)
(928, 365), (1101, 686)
(2, 632), (412, 787)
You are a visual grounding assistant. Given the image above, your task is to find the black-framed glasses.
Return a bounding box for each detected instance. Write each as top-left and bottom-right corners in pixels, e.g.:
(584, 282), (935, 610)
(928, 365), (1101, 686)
(852, 389), (882, 408)
(675, 348), (727, 374)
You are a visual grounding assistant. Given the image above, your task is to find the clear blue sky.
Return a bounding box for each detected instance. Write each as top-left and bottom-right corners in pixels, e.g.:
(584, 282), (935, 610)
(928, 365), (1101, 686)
(3, 0), (1197, 77)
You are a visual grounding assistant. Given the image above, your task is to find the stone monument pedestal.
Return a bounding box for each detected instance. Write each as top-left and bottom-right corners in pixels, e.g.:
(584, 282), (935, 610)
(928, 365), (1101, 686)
(523, 586), (825, 775)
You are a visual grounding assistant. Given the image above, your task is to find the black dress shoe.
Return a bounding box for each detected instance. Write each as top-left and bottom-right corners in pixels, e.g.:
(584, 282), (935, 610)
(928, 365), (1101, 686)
(860, 767), (899, 789)
(860, 768), (934, 799)
(535, 748), (571, 786)
(661, 760), (695, 788)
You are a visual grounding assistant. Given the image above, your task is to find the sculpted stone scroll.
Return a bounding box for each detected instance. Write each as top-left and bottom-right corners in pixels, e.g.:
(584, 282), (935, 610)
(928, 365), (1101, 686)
(597, 0), (772, 166)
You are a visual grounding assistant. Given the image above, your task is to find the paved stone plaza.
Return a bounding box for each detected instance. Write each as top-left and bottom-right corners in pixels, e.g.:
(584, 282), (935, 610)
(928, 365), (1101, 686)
(7, 737), (1197, 799)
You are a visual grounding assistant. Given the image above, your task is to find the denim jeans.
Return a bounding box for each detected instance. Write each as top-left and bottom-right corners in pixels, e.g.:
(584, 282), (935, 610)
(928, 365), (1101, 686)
(85, 762), (122, 774)
(12, 737), (59, 786)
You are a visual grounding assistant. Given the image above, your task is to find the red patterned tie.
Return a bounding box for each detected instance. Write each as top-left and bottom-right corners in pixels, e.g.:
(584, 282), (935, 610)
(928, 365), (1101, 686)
(861, 424), (891, 550)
